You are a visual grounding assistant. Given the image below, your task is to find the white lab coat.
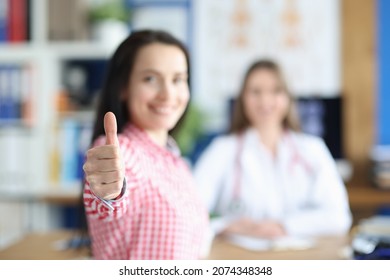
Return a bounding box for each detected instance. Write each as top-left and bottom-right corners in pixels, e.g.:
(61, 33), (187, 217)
(193, 128), (352, 237)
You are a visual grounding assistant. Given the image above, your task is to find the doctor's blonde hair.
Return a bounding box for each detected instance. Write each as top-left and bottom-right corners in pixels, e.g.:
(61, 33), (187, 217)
(230, 60), (301, 133)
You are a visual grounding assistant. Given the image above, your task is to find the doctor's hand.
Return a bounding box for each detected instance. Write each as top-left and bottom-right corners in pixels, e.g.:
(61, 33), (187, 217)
(224, 218), (286, 239)
(252, 220), (287, 239)
(83, 112), (125, 200)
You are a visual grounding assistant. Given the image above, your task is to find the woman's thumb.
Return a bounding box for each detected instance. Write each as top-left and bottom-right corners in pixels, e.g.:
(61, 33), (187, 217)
(104, 112), (119, 146)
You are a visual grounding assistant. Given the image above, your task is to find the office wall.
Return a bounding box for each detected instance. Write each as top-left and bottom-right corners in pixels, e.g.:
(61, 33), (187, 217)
(193, 0), (341, 131)
(342, 0), (376, 181)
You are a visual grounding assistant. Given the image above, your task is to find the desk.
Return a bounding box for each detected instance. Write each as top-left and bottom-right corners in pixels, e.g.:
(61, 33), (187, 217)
(0, 231), (349, 260)
(210, 236), (348, 260)
(347, 185), (390, 223)
(347, 185), (390, 208)
(0, 232), (89, 260)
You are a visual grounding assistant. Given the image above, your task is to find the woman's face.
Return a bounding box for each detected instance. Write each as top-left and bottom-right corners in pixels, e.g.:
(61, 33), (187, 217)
(242, 69), (290, 130)
(125, 43), (189, 132)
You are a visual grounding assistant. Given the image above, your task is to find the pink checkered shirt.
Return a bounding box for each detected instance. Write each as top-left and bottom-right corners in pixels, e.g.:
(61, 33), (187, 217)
(84, 123), (209, 259)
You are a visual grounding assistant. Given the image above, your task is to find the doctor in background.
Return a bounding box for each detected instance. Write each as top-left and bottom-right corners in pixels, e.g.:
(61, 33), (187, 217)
(194, 60), (352, 239)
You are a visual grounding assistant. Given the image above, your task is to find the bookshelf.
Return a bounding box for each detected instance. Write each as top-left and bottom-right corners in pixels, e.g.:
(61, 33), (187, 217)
(0, 0), (114, 246)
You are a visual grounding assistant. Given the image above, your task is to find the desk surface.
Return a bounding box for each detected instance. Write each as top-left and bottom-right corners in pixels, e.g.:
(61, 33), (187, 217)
(0, 231), (349, 260)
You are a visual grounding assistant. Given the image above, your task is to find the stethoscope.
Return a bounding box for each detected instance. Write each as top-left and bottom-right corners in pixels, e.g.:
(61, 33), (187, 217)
(227, 131), (314, 216)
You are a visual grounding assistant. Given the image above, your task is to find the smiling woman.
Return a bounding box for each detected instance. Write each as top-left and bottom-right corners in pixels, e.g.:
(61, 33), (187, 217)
(82, 30), (210, 260)
(194, 60), (352, 240)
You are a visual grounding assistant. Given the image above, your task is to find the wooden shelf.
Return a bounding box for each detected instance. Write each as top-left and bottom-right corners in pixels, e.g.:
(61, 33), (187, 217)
(0, 42), (111, 61)
(0, 185), (81, 206)
(0, 45), (39, 62)
(48, 42), (112, 60)
(347, 184), (390, 208)
(41, 184), (82, 205)
(0, 119), (33, 128)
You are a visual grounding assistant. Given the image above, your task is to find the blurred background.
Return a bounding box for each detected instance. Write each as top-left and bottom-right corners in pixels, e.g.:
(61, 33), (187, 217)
(0, 0), (389, 255)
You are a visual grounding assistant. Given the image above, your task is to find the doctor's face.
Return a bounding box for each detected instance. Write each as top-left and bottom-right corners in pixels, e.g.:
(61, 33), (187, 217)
(124, 43), (190, 132)
(242, 69), (290, 130)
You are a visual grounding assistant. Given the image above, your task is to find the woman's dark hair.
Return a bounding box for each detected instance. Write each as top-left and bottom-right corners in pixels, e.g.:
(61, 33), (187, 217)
(78, 30), (191, 247)
(91, 29), (191, 143)
(230, 59), (300, 133)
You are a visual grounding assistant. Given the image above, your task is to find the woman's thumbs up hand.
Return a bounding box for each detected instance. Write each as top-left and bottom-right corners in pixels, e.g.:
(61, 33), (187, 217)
(83, 112), (125, 200)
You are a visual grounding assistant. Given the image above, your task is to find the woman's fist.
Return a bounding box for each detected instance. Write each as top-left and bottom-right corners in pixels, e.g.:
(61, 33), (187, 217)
(83, 112), (124, 200)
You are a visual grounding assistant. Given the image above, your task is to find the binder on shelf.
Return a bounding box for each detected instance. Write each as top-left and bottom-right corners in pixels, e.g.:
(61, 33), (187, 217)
(0, 66), (12, 120)
(8, 0), (27, 42)
(77, 123), (92, 180)
(0, 63), (34, 126)
(59, 119), (80, 185)
(9, 65), (22, 119)
(49, 124), (61, 184)
(0, 129), (29, 191)
(0, 67), (4, 118)
(50, 114), (94, 187)
(20, 64), (34, 126)
(0, 0), (8, 42)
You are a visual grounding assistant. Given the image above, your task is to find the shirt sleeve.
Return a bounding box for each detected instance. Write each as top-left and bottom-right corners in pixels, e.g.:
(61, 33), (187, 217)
(282, 139), (352, 237)
(194, 137), (234, 211)
(193, 136), (236, 234)
(83, 134), (139, 221)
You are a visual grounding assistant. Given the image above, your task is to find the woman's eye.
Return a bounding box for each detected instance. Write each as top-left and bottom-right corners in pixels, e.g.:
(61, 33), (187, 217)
(144, 76), (156, 83)
(173, 76), (186, 84)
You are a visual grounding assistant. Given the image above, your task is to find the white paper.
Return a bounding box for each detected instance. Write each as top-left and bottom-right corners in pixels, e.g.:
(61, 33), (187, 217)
(226, 233), (315, 251)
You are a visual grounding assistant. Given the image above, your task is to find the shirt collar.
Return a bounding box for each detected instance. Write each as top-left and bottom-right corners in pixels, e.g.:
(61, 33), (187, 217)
(122, 123), (181, 157)
(243, 127), (291, 159)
